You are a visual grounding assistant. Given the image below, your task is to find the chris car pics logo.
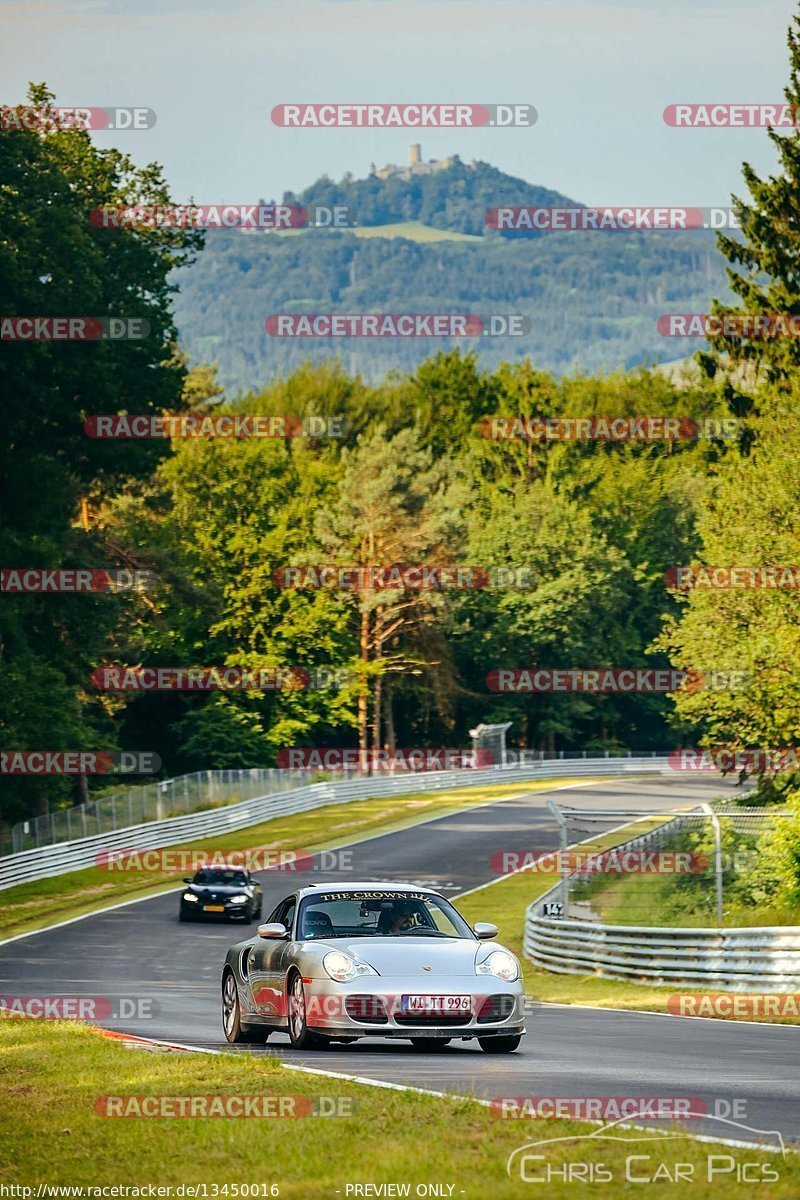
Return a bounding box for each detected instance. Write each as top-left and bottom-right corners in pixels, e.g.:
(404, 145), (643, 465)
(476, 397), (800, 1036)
(506, 1114), (784, 1185)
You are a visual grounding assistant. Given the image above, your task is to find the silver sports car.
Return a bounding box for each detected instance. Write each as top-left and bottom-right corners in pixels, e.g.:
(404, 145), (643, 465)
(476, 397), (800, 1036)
(221, 882), (525, 1052)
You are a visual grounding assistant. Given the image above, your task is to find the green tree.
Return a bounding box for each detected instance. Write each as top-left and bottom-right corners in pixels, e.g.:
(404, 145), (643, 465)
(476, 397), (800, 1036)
(0, 84), (201, 822)
(658, 384), (800, 776)
(315, 425), (468, 752)
(701, 13), (800, 398)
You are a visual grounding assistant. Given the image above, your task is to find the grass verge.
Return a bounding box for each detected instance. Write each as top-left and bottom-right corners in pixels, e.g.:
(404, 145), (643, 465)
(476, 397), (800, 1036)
(455, 833), (800, 1026)
(0, 777), (598, 942)
(575, 869), (800, 929)
(0, 1018), (794, 1195)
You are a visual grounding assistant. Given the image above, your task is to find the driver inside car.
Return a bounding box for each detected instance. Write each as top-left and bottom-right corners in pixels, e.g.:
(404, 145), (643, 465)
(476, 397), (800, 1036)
(381, 899), (422, 934)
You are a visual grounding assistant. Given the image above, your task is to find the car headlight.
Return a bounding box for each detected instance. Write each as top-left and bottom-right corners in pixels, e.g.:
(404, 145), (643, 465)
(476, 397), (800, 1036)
(183, 893), (199, 903)
(476, 950), (519, 982)
(322, 951), (378, 982)
(229, 895), (248, 904)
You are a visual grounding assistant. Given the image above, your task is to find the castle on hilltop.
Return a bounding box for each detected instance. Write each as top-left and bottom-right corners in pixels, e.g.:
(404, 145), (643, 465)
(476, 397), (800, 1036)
(369, 144), (474, 181)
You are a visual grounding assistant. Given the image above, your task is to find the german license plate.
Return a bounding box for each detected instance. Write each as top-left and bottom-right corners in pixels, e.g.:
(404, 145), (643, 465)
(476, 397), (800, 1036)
(402, 994), (471, 1014)
(203, 905), (225, 912)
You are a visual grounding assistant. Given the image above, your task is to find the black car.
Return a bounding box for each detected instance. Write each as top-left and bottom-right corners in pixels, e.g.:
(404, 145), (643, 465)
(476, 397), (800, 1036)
(179, 868), (263, 923)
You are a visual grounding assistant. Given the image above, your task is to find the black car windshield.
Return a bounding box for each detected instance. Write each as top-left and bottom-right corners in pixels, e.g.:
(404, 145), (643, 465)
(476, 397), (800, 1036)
(193, 870), (248, 886)
(296, 891), (474, 939)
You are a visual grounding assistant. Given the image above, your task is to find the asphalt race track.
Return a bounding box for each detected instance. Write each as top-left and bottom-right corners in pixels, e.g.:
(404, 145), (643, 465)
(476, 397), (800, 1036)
(2, 775), (799, 1148)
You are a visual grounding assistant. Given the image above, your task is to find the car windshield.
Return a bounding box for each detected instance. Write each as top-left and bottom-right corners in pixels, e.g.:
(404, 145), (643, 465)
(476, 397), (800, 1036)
(193, 870), (248, 886)
(296, 890), (474, 940)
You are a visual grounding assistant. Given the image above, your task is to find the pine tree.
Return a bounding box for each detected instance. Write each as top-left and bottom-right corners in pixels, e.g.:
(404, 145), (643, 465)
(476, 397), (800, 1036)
(702, 12), (800, 401)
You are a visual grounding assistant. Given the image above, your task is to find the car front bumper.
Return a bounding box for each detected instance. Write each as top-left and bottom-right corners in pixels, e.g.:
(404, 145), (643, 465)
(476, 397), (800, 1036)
(300, 974), (526, 1039)
(181, 900), (251, 919)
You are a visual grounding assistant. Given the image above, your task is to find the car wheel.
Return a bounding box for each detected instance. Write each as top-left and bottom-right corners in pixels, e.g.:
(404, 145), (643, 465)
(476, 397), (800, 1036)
(222, 970), (267, 1044)
(409, 1038), (451, 1050)
(478, 1035), (521, 1054)
(287, 971), (328, 1050)
(179, 910), (194, 923)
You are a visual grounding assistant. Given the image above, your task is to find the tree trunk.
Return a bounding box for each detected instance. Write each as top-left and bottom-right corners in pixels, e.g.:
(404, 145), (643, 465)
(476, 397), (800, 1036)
(372, 661), (382, 754)
(384, 678), (396, 749)
(358, 603), (369, 766)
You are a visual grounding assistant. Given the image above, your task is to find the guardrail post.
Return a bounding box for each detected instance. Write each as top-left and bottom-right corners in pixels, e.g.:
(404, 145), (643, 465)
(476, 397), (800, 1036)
(701, 802), (724, 925)
(547, 799), (569, 914)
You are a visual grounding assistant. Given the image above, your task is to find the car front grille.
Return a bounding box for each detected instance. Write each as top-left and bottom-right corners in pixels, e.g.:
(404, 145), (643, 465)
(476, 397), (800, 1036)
(394, 1011), (472, 1027)
(476, 994), (515, 1023)
(345, 995), (388, 1024)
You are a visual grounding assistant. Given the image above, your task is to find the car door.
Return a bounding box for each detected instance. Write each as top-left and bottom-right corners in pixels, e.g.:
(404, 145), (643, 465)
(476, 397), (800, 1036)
(246, 895), (296, 1023)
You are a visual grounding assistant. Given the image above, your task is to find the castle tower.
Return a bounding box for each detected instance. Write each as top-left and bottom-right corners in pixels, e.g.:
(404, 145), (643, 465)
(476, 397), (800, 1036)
(409, 143), (422, 165)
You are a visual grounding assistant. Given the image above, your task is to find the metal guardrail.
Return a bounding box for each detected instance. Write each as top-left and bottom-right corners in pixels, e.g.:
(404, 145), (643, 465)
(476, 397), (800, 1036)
(5, 749), (661, 856)
(525, 813), (800, 992)
(5, 767), (316, 855)
(525, 913), (800, 992)
(0, 755), (671, 890)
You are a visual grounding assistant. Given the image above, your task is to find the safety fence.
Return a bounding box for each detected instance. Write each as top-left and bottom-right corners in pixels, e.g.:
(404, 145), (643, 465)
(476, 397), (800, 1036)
(0, 754), (672, 890)
(3, 750), (666, 857)
(525, 806), (800, 991)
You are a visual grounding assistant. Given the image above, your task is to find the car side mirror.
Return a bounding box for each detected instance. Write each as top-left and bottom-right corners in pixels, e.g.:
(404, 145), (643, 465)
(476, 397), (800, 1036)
(183, 877), (193, 884)
(257, 922), (289, 940)
(473, 922), (498, 940)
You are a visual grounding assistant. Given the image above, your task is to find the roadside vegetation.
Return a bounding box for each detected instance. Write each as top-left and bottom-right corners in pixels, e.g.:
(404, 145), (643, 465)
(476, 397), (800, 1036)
(1, 1018), (795, 1195)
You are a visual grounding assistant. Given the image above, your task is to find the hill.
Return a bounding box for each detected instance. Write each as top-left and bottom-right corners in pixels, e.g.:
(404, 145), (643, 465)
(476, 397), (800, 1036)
(284, 156), (577, 237)
(172, 160), (731, 391)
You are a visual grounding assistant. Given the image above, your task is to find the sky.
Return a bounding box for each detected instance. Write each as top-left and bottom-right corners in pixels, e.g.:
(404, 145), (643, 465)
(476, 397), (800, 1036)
(1, 0), (797, 206)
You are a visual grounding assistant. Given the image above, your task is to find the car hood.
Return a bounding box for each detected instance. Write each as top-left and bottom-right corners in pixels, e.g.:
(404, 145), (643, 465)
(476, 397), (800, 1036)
(317, 936), (484, 977)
